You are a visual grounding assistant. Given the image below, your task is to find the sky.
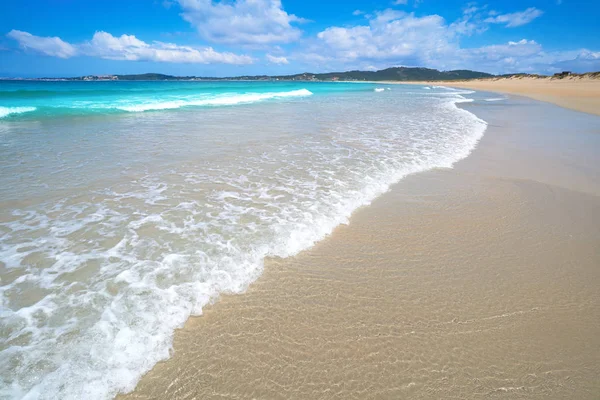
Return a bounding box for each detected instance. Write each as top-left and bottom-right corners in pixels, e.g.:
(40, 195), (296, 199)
(0, 0), (599, 77)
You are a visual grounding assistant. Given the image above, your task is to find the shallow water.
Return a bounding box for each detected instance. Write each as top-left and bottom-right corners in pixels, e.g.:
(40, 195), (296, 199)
(121, 95), (600, 400)
(0, 82), (486, 399)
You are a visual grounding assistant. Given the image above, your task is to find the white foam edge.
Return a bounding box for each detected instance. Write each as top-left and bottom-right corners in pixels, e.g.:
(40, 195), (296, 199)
(117, 89), (313, 112)
(0, 106), (37, 119)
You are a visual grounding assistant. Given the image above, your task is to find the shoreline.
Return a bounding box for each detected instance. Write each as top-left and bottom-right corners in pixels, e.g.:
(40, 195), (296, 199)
(120, 91), (600, 398)
(2, 81), (490, 399)
(393, 77), (600, 116)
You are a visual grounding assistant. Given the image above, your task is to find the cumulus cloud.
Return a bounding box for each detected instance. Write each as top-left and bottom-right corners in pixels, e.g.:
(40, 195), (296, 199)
(314, 11), (455, 65)
(7, 30), (77, 58)
(6, 3), (599, 75)
(177, 0), (307, 45)
(551, 49), (600, 71)
(463, 5), (479, 15)
(297, 7), (598, 74)
(449, 5), (489, 36)
(451, 39), (544, 71)
(82, 31), (253, 64)
(484, 7), (543, 27)
(265, 54), (289, 64)
(475, 39), (543, 59)
(6, 30), (253, 64)
(433, 41), (600, 74)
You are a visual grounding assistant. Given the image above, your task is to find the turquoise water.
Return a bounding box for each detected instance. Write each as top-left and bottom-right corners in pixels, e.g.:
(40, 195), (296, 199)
(0, 81), (487, 400)
(0, 81), (372, 119)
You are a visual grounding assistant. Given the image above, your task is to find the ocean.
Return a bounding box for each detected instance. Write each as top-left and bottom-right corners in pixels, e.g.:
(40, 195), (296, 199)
(0, 81), (487, 399)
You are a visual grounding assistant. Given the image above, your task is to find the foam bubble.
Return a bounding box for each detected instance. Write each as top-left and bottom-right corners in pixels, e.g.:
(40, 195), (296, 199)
(374, 88), (385, 92)
(431, 86), (476, 95)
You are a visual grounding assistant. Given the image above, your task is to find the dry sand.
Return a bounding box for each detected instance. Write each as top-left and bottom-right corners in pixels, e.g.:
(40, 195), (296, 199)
(120, 97), (600, 399)
(401, 76), (600, 116)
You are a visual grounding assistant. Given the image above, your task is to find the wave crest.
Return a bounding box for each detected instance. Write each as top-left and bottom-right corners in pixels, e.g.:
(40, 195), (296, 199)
(118, 89), (313, 112)
(0, 106), (36, 118)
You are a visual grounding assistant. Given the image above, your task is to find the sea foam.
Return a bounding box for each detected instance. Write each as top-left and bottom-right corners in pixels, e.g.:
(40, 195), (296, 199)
(0, 84), (487, 400)
(117, 89), (313, 112)
(0, 106), (36, 118)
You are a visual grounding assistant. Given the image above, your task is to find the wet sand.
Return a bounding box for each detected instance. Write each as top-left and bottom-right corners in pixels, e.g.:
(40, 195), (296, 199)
(120, 97), (600, 399)
(402, 77), (600, 116)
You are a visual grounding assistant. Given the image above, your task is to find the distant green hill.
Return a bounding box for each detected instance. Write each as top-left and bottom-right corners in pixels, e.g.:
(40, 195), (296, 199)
(274, 67), (494, 81)
(114, 73), (184, 81)
(90, 67), (494, 82)
(31, 68), (600, 82)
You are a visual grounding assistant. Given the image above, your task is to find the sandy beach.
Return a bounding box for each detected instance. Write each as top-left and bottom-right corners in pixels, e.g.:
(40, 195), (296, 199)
(4, 0), (600, 398)
(119, 94), (600, 399)
(401, 76), (600, 116)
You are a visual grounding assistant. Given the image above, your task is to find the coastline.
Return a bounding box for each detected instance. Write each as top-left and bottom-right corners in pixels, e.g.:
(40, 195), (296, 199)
(395, 77), (600, 116)
(120, 94), (600, 397)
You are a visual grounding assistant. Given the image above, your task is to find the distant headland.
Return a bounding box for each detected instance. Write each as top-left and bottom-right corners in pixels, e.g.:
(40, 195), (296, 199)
(1, 66), (598, 82)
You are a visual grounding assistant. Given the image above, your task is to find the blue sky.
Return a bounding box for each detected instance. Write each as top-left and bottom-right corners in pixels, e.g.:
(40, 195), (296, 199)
(1, 0), (598, 77)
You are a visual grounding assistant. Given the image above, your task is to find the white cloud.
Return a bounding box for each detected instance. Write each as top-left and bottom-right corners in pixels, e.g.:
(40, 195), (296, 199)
(372, 9), (407, 23)
(7, 30), (77, 58)
(460, 39), (543, 66)
(484, 7), (543, 27)
(265, 54), (289, 64)
(550, 49), (600, 72)
(463, 5), (479, 15)
(297, 8), (598, 75)
(577, 49), (600, 60)
(353, 10), (364, 16)
(83, 32), (253, 64)
(314, 11), (454, 65)
(6, 4), (599, 75)
(177, 0), (306, 45)
(392, 0), (408, 5)
(6, 30), (253, 64)
(434, 40), (600, 74)
(450, 5), (488, 36)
